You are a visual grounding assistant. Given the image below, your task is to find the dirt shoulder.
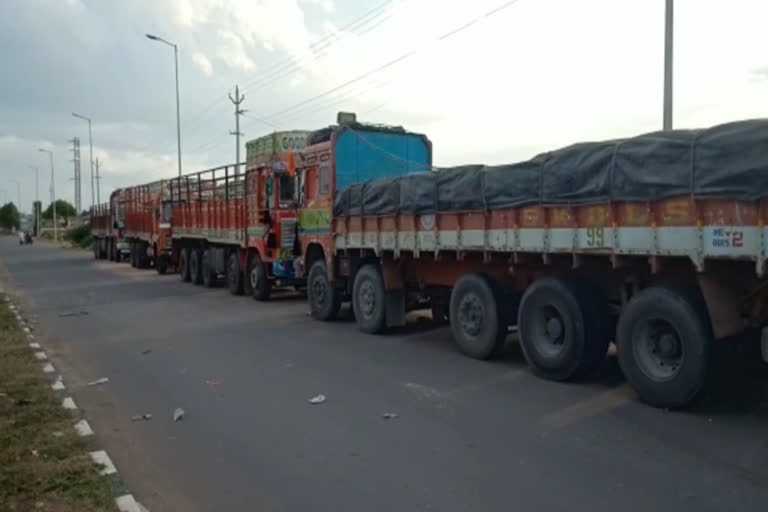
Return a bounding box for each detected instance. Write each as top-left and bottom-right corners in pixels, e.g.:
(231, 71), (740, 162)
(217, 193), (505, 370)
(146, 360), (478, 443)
(0, 299), (117, 512)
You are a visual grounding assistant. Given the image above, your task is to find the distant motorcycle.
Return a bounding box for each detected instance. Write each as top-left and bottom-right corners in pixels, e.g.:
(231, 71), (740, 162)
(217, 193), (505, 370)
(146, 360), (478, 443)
(18, 231), (32, 245)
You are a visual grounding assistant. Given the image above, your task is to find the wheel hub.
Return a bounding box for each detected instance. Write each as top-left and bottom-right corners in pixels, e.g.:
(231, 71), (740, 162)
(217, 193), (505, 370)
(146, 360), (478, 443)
(545, 316), (563, 341)
(250, 267), (260, 289)
(312, 276), (326, 306)
(633, 319), (684, 381)
(458, 293), (484, 337)
(359, 280), (376, 317)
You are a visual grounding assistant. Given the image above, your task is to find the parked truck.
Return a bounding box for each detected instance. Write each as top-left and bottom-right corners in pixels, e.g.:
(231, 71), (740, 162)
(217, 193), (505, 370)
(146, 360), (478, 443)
(122, 180), (174, 273)
(169, 121), (431, 300)
(90, 191), (130, 261)
(304, 119), (768, 409)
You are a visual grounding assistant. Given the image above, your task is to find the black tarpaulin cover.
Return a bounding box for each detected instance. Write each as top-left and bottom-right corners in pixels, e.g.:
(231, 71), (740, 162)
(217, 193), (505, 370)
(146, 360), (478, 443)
(334, 119), (768, 217)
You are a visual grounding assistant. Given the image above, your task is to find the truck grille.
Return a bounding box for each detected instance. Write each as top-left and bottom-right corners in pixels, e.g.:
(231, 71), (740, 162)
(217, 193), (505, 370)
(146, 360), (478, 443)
(280, 220), (297, 250)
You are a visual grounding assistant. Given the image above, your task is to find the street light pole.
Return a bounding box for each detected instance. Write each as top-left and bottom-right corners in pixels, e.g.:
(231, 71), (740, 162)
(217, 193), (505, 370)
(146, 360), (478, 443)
(146, 33), (182, 177)
(663, 0), (674, 130)
(38, 148), (57, 242)
(72, 112), (95, 208)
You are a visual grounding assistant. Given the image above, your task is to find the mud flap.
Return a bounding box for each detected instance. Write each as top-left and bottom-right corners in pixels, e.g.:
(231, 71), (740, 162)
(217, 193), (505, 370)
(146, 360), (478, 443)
(385, 290), (406, 328)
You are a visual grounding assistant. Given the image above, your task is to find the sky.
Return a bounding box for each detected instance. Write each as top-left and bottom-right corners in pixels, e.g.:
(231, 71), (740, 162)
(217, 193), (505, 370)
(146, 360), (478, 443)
(1, 0), (768, 213)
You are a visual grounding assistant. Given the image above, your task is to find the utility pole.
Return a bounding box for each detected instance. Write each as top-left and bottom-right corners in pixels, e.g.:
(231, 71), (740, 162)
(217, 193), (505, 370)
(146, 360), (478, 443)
(95, 157), (101, 205)
(663, 0), (674, 130)
(229, 84), (246, 176)
(28, 165), (39, 236)
(72, 113), (95, 208)
(38, 148), (56, 241)
(70, 137), (82, 213)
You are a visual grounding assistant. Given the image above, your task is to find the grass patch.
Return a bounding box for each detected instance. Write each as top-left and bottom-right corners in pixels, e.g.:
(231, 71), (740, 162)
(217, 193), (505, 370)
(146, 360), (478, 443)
(64, 225), (91, 250)
(0, 300), (116, 511)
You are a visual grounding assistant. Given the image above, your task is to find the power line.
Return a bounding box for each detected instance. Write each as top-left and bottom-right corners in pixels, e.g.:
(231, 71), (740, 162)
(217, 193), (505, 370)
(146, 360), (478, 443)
(133, 1), (395, 157)
(261, 0), (524, 122)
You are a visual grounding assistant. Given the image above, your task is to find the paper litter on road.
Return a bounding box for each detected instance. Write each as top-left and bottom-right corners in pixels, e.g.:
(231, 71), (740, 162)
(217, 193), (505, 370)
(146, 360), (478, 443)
(173, 408), (184, 422)
(141, 349), (152, 355)
(308, 394), (326, 404)
(381, 412), (399, 420)
(131, 413), (153, 421)
(87, 377), (109, 386)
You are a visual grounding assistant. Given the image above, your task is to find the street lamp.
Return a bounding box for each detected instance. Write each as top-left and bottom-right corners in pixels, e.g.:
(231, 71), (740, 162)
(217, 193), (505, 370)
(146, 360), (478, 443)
(27, 165), (39, 236)
(146, 33), (182, 177)
(38, 148), (57, 242)
(72, 112), (96, 207)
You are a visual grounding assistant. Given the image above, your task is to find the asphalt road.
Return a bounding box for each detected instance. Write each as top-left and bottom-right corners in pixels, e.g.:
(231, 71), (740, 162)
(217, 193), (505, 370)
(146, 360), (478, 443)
(2, 236), (768, 512)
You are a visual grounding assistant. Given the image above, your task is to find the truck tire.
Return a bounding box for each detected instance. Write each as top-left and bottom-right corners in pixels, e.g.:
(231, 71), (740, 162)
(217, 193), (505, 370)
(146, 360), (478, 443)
(616, 287), (712, 409)
(518, 278), (610, 381)
(137, 243), (149, 269)
(449, 274), (507, 360)
(352, 264), (386, 334)
(249, 253), (271, 301)
(227, 253), (243, 295)
(93, 240), (99, 259)
(179, 248), (191, 282)
(189, 249), (203, 285)
(130, 243), (137, 267)
(308, 259), (341, 321)
(202, 249), (216, 288)
(156, 254), (168, 275)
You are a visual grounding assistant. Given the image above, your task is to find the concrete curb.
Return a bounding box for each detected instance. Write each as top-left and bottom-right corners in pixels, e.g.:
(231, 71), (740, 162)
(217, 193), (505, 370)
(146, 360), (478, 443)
(4, 294), (150, 512)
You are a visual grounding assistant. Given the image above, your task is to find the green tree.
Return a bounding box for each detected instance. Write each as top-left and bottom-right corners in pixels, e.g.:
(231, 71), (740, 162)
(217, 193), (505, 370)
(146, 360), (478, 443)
(0, 202), (20, 230)
(42, 200), (77, 222)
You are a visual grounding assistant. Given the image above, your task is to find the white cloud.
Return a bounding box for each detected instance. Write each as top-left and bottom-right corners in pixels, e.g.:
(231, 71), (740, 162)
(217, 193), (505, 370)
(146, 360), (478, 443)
(215, 30), (255, 71)
(192, 52), (213, 75)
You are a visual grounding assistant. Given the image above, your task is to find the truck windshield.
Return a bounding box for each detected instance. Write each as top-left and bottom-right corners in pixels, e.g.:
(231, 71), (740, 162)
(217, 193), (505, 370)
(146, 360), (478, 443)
(278, 174), (295, 205)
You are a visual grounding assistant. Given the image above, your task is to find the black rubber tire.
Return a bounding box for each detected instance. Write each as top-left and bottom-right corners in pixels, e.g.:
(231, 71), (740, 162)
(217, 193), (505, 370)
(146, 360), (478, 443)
(179, 248), (191, 282)
(93, 239), (99, 259)
(518, 278), (610, 381)
(202, 249), (216, 288)
(449, 274), (507, 360)
(156, 254), (168, 275)
(227, 253), (244, 295)
(249, 253), (271, 301)
(137, 243), (149, 269)
(189, 249), (203, 285)
(617, 287), (712, 409)
(308, 259), (341, 321)
(352, 264), (387, 334)
(130, 243), (137, 267)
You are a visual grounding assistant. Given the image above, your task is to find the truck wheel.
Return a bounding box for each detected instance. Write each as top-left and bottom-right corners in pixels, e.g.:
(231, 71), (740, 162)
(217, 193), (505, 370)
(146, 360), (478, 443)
(138, 243), (149, 269)
(129, 243), (137, 267)
(202, 249), (216, 288)
(352, 264), (386, 334)
(189, 250), (203, 285)
(308, 259), (341, 321)
(179, 248), (191, 282)
(449, 274), (507, 360)
(617, 287), (712, 409)
(156, 254), (168, 275)
(249, 254), (271, 301)
(227, 253), (243, 295)
(518, 278), (610, 381)
(93, 240), (99, 259)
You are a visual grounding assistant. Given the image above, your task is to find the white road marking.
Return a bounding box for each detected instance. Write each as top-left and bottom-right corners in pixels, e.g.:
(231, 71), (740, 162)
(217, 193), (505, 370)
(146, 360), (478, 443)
(42, 363), (55, 373)
(52, 378), (66, 391)
(29, 342), (41, 349)
(23, 326), (31, 333)
(90, 450), (117, 475)
(115, 495), (143, 512)
(62, 397), (77, 410)
(34, 351), (47, 360)
(74, 419), (94, 437)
